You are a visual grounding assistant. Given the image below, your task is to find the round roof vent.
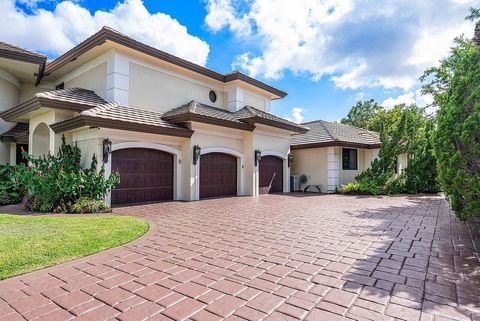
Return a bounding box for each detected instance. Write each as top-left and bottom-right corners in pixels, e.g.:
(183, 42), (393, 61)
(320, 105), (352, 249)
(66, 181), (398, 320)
(209, 90), (217, 103)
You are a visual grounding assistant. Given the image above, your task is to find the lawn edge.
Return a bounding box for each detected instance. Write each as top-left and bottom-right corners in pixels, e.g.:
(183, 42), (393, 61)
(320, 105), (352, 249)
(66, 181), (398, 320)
(0, 214), (157, 281)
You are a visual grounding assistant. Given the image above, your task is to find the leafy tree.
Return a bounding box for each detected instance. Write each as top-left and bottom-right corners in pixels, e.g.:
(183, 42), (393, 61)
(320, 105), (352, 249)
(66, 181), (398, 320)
(421, 8), (480, 220)
(352, 104), (439, 194)
(340, 99), (384, 132)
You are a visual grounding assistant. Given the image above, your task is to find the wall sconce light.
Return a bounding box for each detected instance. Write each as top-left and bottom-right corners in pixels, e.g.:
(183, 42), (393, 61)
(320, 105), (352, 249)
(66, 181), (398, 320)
(103, 138), (112, 163)
(193, 145), (201, 165)
(254, 149), (262, 166)
(288, 153), (294, 167)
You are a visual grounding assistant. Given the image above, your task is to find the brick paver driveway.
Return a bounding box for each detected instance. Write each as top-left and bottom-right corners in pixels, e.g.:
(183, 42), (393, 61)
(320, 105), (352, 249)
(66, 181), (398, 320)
(1, 194), (479, 321)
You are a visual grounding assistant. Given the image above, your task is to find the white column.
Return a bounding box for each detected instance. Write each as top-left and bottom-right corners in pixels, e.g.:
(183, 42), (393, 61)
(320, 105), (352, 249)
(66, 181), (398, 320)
(106, 51), (130, 105)
(9, 143), (16, 165)
(227, 86), (244, 112)
(327, 147), (340, 192)
(283, 158), (290, 193)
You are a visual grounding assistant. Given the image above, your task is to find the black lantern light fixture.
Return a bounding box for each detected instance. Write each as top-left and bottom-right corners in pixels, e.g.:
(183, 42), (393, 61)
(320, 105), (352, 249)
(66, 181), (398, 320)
(254, 149), (262, 166)
(102, 138), (112, 163)
(193, 145), (201, 165)
(288, 153), (294, 167)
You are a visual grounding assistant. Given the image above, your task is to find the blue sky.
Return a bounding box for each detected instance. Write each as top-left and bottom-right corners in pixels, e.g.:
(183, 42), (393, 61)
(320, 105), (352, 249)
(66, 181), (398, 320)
(2, 0), (476, 122)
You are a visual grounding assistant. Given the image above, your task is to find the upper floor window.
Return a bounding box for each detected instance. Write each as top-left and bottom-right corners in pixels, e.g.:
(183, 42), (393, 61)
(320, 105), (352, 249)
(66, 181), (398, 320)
(342, 148), (358, 170)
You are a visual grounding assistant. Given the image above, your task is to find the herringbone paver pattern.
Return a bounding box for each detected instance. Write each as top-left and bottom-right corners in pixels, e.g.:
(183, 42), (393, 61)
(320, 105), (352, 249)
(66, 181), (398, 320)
(0, 194), (479, 320)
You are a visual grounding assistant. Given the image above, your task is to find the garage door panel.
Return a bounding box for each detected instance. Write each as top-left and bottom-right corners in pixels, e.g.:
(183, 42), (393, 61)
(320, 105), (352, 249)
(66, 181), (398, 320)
(259, 156), (283, 194)
(200, 153), (237, 199)
(112, 148), (173, 204)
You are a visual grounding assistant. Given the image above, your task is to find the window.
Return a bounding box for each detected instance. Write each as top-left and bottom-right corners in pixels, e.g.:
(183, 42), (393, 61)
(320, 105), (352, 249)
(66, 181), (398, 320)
(55, 83), (64, 90)
(16, 144), (28, 165)
(342, 148), (358, 170)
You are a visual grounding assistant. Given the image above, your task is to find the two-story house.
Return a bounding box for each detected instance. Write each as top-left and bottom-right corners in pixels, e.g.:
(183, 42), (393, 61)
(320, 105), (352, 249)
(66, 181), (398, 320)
(0, 27), (307, 205)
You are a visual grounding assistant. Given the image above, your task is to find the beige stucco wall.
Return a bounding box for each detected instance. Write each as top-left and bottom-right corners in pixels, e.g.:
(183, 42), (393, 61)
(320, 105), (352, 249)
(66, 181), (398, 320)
(244, 92), (267, 110)
(18, 83), (51, 103)
(129, 63), (225, 112)
(364, 148), (379, 167)
(397, 152), (408, 174)
(65, 62), (107, 99)
(0, 75), (19, 164)
(291, 147), (328, 192)
(292, 146), (381, 191)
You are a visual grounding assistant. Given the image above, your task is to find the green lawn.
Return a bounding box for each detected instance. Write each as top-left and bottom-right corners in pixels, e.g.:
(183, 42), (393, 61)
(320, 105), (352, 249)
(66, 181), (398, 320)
(0, 214), (148, 280)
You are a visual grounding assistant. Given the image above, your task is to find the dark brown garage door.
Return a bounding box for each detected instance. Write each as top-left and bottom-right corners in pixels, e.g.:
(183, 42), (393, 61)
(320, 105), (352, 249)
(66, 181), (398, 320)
(200, 152), (237, 199)
(111, 148), (173, 204)
(259, 155), (283, 194)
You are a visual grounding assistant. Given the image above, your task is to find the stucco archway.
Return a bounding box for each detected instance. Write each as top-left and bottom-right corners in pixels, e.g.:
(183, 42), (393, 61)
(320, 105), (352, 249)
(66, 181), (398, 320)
(32, 123), (50, 158)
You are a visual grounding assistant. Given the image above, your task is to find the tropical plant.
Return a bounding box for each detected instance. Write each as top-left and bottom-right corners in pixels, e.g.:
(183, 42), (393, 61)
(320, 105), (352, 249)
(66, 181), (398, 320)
(0, 165), (21, 205)
(17, 136), (119, 212)
(420, 8), (480, 219)
(352, 104), (439, 195)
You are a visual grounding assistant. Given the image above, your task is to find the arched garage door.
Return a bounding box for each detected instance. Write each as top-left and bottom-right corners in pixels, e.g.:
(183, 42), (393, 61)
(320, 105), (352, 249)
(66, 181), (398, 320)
(200, 152), (237, 199)
(259, 155), (283, 194)
(111, 148), (173, 204)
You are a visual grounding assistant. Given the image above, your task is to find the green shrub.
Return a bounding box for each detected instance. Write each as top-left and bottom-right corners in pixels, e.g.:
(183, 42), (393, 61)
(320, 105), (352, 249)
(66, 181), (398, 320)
(17, 136), (119, 213)
(421, 10), (480, 219)
(339, 181), (382, 195)
(0, 190), (20, 205)
(0, 165), (22, 205)
(352, 104), (439, 195)
(69, 197), (111, 214)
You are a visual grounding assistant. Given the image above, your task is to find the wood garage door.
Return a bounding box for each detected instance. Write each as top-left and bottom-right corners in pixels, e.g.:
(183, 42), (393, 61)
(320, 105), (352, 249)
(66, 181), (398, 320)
(259, 155), (283, 194)
(111, 148), (173, 204)
(200, 152), (237, 199)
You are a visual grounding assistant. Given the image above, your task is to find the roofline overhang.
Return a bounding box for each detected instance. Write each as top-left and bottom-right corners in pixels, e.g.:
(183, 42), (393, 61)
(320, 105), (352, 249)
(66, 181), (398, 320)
(0, 130), (29, 143)
(50, 115), (194, 138)
(43, 27), (287, 98)
(242, 116), (309, 134)
(162, 113), (256, 131)
(0, 48), (47, 86)
(290, 141), (381, 150)
(0, 97), (94, 122)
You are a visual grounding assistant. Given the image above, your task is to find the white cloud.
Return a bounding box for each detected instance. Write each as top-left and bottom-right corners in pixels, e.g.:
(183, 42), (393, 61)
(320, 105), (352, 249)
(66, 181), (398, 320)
(382, 92), (416, 109)
(284, 107), (306, 123)
(381, 88), (434, 110)
(205, 0), (475, 90)
(0, 0), (210, 65)
(204, 0), (252, 37)
(354, 92), (365, 101)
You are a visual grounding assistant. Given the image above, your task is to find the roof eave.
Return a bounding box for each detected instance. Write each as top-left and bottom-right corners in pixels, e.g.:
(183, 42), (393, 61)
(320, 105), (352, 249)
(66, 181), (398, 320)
(163, 113), (255, 131)
(51, 115), (194, 138)
(224, 73), (287, 98)
(0, 97), (94, 122)
(0, 49), (47, 86)
(242, 116), (308, 134)
(291, 141), (381, 150)
(0, 98), (41, 122)
(43, 27), (286, 98)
